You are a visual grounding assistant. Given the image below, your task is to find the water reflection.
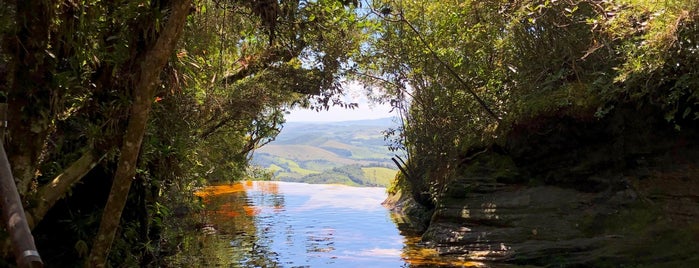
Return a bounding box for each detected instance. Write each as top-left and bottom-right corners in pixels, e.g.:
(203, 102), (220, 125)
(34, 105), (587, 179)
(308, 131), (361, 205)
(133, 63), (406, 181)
(177, 181), (485, 267)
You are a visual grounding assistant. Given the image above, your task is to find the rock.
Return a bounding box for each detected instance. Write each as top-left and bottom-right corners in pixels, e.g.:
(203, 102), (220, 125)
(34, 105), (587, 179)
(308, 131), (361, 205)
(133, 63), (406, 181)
(413, 176), (699, 265)
(394, 106), (699, 266)
(384, 186), (433, 233)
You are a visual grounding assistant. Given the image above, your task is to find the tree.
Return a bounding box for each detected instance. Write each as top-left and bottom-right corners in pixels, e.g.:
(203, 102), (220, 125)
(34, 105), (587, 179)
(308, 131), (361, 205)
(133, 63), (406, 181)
(86, 1), (191, 266)
(1, 0), (366, 265)
(357, 0), (699, 204)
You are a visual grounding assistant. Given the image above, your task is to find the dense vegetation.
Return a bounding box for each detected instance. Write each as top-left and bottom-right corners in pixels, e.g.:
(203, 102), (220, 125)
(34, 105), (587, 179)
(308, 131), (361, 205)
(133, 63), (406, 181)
(355, 0), (699, 207)
(1, 0), (698, 266)
(0, 0), (365, 266)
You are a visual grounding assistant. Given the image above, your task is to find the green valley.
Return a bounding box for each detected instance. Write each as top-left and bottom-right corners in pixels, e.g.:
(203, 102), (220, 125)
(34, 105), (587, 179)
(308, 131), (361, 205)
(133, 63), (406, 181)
(251, 118), (398, 187)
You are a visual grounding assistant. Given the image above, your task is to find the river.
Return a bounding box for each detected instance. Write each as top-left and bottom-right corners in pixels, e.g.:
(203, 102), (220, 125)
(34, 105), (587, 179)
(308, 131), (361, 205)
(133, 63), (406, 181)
(168, 181), (484, 267)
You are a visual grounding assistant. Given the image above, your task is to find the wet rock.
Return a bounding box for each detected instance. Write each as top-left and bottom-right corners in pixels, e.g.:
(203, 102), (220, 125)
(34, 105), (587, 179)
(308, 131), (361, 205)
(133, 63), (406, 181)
(415, 174), (699, 265)
(391, 106), (699, 266)
(384, 186), (433, 233)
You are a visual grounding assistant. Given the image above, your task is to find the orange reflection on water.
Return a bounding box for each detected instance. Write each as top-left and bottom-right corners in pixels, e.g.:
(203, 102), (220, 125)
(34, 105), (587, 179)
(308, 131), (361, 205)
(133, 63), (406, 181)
(196, 181), (280, 198)
(208, 207), (256, 217)
(208, 203), (240, 217)
(243, 205), (260, 216)
(196, 181), (274, 216)
(194, 183), (248, 198)
(253, 181), (279, 195)
(213, 210), (241, 217)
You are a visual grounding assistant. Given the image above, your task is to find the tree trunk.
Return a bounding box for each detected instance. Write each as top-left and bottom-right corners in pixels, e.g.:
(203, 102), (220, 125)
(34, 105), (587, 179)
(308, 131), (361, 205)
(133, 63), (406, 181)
(0, 104), (43, 268)
(7, 0), (55, 198)
(85, 1), (190, 267)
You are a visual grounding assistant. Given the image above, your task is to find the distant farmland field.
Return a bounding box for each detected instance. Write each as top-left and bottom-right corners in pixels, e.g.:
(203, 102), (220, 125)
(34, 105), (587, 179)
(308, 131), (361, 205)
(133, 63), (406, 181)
(251, 118), (398, 187)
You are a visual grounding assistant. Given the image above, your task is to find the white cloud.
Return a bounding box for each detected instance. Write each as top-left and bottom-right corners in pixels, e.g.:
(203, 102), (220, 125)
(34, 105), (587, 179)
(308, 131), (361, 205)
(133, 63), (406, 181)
(285, 82), (396, 122)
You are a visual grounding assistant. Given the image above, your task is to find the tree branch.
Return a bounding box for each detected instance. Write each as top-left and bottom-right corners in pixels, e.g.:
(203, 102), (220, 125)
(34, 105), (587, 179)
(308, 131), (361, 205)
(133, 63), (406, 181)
(28, 149), (105, 229)
(219, 44), (303, 86)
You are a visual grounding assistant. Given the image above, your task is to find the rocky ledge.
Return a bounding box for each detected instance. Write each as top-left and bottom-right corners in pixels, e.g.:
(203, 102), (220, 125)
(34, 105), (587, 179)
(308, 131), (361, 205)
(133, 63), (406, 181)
(386, 107), (699, 266)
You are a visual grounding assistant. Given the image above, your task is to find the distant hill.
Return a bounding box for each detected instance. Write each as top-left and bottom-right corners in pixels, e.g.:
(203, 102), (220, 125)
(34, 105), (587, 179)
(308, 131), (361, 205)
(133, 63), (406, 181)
(251, 118), (399, 187)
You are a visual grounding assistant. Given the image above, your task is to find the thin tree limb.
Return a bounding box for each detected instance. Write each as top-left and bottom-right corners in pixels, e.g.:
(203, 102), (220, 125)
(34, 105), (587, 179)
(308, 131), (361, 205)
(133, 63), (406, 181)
(397, 13), (502, 123)
(348, 69), (423, 106)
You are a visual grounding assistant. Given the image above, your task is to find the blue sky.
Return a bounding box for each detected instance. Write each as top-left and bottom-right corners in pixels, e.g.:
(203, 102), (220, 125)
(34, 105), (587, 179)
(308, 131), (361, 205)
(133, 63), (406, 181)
(285, 102), (395, 122)
(285, 82), (396, 122)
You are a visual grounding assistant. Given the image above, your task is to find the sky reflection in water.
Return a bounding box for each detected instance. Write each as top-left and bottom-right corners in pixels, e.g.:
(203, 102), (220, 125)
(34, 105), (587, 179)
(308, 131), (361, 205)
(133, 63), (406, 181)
(198, 181), (405, 267)
(194, 181), (485, 268)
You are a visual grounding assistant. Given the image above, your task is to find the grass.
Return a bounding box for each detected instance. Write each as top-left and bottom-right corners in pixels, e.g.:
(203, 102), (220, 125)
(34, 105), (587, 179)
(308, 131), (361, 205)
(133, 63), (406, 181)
(250, 119), (399, 186)
(362, 167), (397, 186)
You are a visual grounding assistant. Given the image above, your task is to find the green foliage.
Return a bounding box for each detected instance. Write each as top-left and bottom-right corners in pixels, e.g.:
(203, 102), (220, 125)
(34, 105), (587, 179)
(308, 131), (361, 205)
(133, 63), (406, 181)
(131, 0), (367, 263)
(357, 0), (699, 203)
(153, 0), (372, 185)
(7, 0), (697, 264)
(604, 0), (699, 124)
(1, 0), (368, 265)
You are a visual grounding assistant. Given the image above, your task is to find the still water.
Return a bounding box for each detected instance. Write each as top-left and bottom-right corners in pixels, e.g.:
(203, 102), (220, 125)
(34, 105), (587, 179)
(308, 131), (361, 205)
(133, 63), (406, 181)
(175, 181), (481, 267)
